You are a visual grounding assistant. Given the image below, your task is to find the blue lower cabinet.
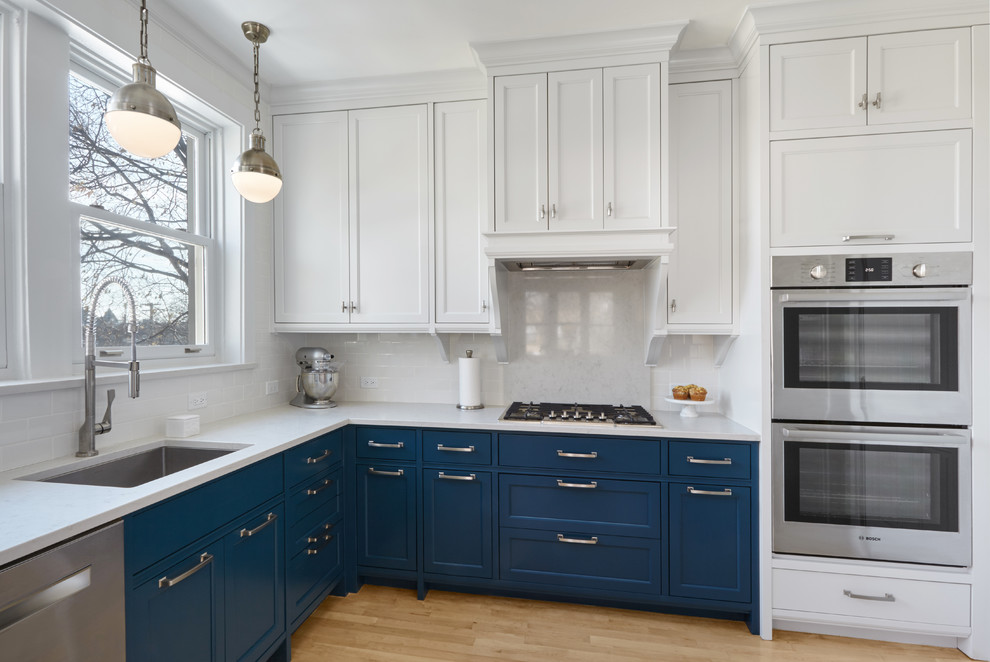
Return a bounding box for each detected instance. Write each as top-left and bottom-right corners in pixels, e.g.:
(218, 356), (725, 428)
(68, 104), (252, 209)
(423, 469), (493, 578)
(356, 462), (417, 570)
(224, 505), (285, 662)
(287, 519), (343, 628)
(499, 527), (661, 595)
(128, 545), (225, 661)
(668, 482), (751, 603)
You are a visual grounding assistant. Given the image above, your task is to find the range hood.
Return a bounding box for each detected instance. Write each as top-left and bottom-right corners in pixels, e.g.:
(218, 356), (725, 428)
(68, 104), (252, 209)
(484, 228), (676, 365)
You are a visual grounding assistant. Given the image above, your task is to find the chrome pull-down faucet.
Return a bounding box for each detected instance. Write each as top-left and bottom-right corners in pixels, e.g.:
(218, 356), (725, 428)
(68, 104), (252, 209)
(78, 277), (141, 457)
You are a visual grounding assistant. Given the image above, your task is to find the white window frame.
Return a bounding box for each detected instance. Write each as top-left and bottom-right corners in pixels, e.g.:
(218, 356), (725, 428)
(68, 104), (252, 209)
(69, 56), (221, 363)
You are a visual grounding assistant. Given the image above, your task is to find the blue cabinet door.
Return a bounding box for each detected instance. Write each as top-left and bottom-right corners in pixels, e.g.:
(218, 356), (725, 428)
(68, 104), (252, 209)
(356, 462), (417, 570)
(128, 546), (225, 662)
(423, 469), (493, 578)
(224, 504), (285, 662)
(668, 482), (751, 603)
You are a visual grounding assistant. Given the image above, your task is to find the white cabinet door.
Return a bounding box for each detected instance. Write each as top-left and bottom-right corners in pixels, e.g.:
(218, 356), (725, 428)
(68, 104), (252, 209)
(272, 112), (349, 324)
(770, 37), (867, 132)
(348, 105), (430, 324)
(667, 81), (732, 327)
(867, 27), (972, 125)
(604, 63), (660, 230)
(548, 69), (603, 231)
(770, 130), (972, 247)
(435, 100), (490, 325)
(494, 74), (548, 232)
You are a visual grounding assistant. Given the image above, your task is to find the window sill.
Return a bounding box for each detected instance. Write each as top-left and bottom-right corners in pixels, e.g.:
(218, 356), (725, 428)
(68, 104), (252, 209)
(0, 362), (258, 397)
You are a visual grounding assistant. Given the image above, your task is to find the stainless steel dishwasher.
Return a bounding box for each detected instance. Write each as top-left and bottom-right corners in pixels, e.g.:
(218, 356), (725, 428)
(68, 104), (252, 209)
(0, 520), (125, 662)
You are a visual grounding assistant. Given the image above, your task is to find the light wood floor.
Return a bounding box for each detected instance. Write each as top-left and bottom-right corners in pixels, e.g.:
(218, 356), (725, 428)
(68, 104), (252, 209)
(290, 585), (971, 661)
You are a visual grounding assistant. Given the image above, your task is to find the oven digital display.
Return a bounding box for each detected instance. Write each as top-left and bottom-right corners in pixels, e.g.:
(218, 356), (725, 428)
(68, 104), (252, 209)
(845, 257), (892, 282)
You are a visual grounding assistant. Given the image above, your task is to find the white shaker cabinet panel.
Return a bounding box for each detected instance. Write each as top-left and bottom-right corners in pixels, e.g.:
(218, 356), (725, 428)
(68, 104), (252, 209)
(604, 63), (661, 230)
(348, 105), (430, 324)
(435, 100), (490, 325)
(867, 28), (972, 125)
(494, 74), (548, 232)
(770, 130), (972, 247)
(667, 80), (732, 327)
(548, 69), (603, 231)
(273, 112), (350, 324)
(770, 38), (867, 132)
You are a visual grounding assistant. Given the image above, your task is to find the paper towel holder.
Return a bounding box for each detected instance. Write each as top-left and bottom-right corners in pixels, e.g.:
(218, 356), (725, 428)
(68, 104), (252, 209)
(456, 349), (484, 410)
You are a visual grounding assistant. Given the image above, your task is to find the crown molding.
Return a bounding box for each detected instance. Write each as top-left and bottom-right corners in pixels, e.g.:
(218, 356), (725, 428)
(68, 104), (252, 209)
(668, 46), (739, 83)
(270, 68), (486, 113)
(471, 22), (689, 76)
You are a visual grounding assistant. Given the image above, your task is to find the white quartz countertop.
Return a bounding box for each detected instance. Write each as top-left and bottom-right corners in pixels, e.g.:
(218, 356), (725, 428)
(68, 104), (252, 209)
(0, 401), (757, 567)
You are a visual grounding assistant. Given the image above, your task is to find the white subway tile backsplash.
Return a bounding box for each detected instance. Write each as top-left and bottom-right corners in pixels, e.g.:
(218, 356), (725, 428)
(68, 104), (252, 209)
(1, 392), (53, 421)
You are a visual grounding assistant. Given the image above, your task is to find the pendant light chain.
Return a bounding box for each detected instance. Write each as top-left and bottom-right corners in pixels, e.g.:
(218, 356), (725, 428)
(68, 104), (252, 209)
(252, 40), (262, 134)
(139, 0), (149, 63)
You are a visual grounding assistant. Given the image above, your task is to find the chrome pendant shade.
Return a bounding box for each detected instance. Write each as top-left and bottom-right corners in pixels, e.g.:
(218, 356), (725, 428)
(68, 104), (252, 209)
(231, 21), (283, 204)
(104, 0), (181, 159)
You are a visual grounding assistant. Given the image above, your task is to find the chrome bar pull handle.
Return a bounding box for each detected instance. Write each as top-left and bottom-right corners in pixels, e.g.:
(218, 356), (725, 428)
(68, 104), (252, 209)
(367, 440), (404, 449)
(557, 479), (597, 489)
(240, 512), (277, 538)
(844, 589), (895, 602)
(99, 350), (123, 357)
(670, 298), (677, 313)
(841, 234), (894, 242)
(159, 552), (213, 589)
(481, 300), (488, 312)
(349, 301), (357, 313)
(557, 534), (598, 545)
(858, 93), (868, 109)
(540, 204), (547, 219)
(438, 472), (477, 481)
(306, 479), (333, 496)
(550, 203), (557, 218)
(556, 450), (598, 459)
(607, 202), (613, 217)
(686, 486), (733, 497)
(342, 301), (348, 313)
(872, 91), (882, 109)
(686, 456), (732, 465)
(437, 444), (475, 453)
(367, 467), (404, 477)
(305, 449), (332, 464)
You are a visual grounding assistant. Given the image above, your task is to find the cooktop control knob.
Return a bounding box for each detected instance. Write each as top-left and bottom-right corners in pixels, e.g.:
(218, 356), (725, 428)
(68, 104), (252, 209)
(809, 265), (827, 280)
(912, 263), (927, 278)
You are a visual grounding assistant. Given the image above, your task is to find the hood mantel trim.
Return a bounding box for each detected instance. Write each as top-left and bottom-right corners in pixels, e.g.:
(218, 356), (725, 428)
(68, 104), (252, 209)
(483, 227), (676, 265)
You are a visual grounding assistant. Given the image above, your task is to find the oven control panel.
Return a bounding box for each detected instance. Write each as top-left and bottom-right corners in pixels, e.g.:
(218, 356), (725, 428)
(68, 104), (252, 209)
(771, 252), (972, 288)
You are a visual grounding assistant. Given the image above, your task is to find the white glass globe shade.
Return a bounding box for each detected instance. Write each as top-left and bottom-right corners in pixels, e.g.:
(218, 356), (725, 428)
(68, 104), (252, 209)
(105, 109), (182, 159)
(231, 170), (283, 204)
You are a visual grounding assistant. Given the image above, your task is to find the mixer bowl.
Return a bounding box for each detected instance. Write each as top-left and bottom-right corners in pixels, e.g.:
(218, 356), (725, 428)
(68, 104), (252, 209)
(299, 370), (338, 403)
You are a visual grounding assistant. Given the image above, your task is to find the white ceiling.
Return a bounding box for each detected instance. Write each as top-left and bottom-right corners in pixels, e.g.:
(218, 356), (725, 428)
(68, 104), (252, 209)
(157, 0), (798, 88)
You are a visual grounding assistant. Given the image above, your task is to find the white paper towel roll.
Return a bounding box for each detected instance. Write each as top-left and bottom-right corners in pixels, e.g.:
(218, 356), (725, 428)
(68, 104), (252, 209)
(457, 350), (483, 409)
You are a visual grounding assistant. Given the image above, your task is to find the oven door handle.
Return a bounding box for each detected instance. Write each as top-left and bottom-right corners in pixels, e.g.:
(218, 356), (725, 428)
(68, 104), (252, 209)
(777, 289), (969, 304)
(781, 426), (969, 446)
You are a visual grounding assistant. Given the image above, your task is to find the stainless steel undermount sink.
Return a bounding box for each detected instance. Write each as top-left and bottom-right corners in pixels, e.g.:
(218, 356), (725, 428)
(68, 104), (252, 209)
(19, 443), (247, 488)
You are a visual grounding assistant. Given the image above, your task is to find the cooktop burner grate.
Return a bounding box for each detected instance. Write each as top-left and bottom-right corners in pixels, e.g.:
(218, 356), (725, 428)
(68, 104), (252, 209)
(500, 402), (657, 426)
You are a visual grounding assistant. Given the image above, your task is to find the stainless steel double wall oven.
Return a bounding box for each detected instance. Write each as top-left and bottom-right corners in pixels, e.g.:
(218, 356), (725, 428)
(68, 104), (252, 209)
(771, 252), (972, 567)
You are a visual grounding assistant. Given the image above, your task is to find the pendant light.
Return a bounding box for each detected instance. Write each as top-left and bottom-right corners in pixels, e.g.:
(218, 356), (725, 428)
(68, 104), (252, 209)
(104, 0), (181, 159)
(231, 22), (283, 204)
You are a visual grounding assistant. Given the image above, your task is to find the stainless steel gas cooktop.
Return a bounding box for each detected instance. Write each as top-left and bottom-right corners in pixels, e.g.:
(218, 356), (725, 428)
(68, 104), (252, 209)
(500, 402), (658, 427)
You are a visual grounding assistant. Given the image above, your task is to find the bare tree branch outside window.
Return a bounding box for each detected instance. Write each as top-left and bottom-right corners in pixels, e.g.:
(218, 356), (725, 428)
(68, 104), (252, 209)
(69, 72), (202, 348)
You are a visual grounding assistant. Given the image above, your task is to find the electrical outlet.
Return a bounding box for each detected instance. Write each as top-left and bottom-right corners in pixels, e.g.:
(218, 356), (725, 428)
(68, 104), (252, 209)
(188, 392), (208, 410)
(265, 380), (279, 395)
(360, 377), (378, 389)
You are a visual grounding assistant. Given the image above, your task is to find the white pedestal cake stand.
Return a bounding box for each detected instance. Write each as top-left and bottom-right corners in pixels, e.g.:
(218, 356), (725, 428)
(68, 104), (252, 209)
(664, 397), (715, 418)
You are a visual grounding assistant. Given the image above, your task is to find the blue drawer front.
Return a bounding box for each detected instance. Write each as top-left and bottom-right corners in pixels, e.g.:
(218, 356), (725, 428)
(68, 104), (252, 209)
(499, 434), (660, 475)
(499, 527), (661, 595)
(286, 467), (342, 531)
(499, 474), (661, 537)
(667, 440), (751, 480)
(356, 427), (417, 461)
(422, 430), (492, 465)
(286, 520), (343, 625)
(284, 431), (342, 488)
(125, 456), (283, 575)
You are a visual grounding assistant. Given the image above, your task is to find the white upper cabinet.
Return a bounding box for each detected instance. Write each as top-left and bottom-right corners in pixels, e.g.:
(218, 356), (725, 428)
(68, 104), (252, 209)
(667, 80), (733, 328)
(770, 27), (972, 132)
(770, 130), (972, 247)
(272, 112), (350, 325)
(604, 64), (661, 231)
(548, 69), (603, 231)
(348, 105), (430, 325)
(435, 100), (490, 326)
(494, 74), (548, 232)
(493, 65), (660, 233)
